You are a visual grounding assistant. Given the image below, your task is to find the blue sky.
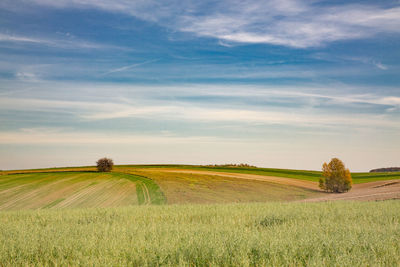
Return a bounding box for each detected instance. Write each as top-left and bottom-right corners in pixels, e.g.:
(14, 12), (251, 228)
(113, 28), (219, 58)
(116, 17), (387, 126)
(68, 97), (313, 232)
(0, 0), (399, 171)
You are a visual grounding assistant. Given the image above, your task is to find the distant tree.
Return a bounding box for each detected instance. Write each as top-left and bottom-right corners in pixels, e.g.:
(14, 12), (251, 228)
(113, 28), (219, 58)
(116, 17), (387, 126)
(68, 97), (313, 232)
(370, 167), (400, 173)
(96, 157), (114, 172)
(319, 158), (352, 193)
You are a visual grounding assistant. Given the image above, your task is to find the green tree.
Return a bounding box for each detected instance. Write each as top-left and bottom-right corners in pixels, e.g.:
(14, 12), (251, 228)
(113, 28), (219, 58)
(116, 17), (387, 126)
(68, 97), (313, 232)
(319, 158), (352, 193)
(96, 157), (114, 172)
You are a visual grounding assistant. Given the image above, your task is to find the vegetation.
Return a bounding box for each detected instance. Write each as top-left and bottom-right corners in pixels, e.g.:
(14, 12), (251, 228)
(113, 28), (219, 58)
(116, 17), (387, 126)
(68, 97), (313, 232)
(3, 165), (400, 184)
(0, 164), (398, 265)
(370, 167), (400, 172)
(319, 158), (352, 193)
(205, 163), (257, 168)
(0, 201), (398, 266)
(96, 157), (114, 172)
(0, 172), (165, 210)
(121, 168), (321, 204)
(118, 165), (399, 184)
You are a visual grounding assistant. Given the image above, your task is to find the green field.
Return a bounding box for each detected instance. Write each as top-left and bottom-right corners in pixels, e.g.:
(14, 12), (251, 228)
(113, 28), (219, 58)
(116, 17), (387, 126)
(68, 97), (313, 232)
(0, 165), (399, 265)
(0, 169), (320, 208)
(2, 164), (399, 208)
(0, 201), (399, 266)
(0, 172), (165, 210)
(3, 164), (400, 184)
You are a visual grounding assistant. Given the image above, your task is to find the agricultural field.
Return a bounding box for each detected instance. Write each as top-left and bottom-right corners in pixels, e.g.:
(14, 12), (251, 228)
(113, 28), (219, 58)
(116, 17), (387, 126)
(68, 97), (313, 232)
(122, 168), (321, 204)
(0, 172), (165, 210)
(0, 201), (399, 266)
(0, 165), (399, 265)
(1, 165), (399, 208)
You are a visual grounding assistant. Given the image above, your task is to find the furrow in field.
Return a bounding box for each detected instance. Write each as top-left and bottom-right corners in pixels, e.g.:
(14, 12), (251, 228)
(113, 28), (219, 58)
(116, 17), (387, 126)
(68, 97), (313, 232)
(302, 180), (400, 202)
(0, 173), (139, 210)
(158, 169), (320, 190)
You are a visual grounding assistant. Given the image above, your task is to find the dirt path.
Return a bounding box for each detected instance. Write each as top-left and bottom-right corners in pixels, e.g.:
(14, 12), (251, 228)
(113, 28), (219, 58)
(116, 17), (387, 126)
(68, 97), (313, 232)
(302, 180), (400, 202)
(158, 169), (320, 191)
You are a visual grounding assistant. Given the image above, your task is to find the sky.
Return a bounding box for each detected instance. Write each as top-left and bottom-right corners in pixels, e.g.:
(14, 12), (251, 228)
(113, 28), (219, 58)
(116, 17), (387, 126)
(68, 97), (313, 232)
(0, 0), (399, 171)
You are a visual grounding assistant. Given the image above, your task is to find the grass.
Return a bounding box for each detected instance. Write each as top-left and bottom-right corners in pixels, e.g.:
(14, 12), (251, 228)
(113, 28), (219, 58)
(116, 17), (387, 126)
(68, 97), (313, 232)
(0, 201), (398, 266)
(0, 172), (166, 210)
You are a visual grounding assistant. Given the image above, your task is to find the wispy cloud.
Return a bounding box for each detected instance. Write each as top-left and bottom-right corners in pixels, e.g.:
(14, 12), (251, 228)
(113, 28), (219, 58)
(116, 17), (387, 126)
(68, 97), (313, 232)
(0, 128), (234, 145)
(0, 32), (122, 50)
(20, 0), (400, 48)
(374, 62), (388, 70)
(102, 59), (159, 76)
(1, 88), (399, 129)
(0, 33), (43, 43)
(15, 72), (39, 82)
(180, 3), (400, 48)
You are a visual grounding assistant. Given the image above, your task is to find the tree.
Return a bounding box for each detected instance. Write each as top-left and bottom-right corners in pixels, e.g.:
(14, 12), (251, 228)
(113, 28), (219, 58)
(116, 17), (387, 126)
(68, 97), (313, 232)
(319, 158), (352, 193)
(96, 157), (114, 172)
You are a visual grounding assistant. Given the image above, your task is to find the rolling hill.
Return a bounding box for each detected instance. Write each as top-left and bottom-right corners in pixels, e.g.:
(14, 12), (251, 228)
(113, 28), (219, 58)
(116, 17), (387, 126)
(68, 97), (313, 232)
(1, 164), (399, 209)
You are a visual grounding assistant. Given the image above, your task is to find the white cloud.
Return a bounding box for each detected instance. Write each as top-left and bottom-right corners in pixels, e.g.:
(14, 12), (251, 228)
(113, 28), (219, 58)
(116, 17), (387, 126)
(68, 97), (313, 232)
(22, 0), (400, 48)
(15, 72), (39, 82)
(102, 59), (159, 76)
(1, 90), (399, 129)
(0, 33), (122, 50)
(0, 128), (234, 145)
(375, 62), (388, 70)
(0, 33), (43, 43)
(180, 3), (400, 48)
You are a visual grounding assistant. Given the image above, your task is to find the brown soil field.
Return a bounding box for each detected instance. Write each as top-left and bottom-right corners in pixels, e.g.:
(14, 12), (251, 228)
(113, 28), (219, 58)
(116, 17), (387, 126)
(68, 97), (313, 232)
(160, 169), (319, 190)
(302, 180), (400, 202)
(131, 168), (322, 204)
(159, 169), (400, 202)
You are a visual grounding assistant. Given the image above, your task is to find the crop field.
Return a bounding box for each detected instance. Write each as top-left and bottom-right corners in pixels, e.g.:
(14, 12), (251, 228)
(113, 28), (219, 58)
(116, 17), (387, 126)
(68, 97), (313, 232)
(0, 201), (399, 266)
(121, 168), (321, 204)
(114, 165), (400, 183)
(1, 165), (399, 208)
(0, 165), (399, 266)
(0, 172), (165, 210)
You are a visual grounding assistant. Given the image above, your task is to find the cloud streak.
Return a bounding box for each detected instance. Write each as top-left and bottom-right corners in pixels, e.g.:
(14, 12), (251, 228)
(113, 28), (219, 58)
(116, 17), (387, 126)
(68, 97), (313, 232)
(102, 59), (160, 76)
(0, 128), (228, 145)
(1, 88), (399, 130)
(0, 33), (122, 50)
(20, 0), (400, 48)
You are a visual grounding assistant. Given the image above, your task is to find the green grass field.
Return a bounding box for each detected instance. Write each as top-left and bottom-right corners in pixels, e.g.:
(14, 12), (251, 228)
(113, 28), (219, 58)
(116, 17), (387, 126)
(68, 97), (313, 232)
(0, 201), (398, 266)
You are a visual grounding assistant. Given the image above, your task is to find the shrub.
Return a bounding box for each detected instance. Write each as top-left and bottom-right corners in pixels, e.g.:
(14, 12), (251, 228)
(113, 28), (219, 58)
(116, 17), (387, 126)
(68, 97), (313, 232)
(319, 158), (352, 193)
(96, 157), (114, 172)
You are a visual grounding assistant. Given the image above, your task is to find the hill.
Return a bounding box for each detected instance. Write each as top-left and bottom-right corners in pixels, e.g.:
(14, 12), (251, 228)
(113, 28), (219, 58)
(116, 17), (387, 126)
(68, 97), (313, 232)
(0, 172), (165, 210)
(1, 164), (399, 209)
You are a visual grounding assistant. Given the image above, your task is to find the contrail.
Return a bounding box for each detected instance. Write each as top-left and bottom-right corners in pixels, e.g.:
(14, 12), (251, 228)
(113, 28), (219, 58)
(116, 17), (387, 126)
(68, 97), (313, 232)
(101, 59), (159, 76)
